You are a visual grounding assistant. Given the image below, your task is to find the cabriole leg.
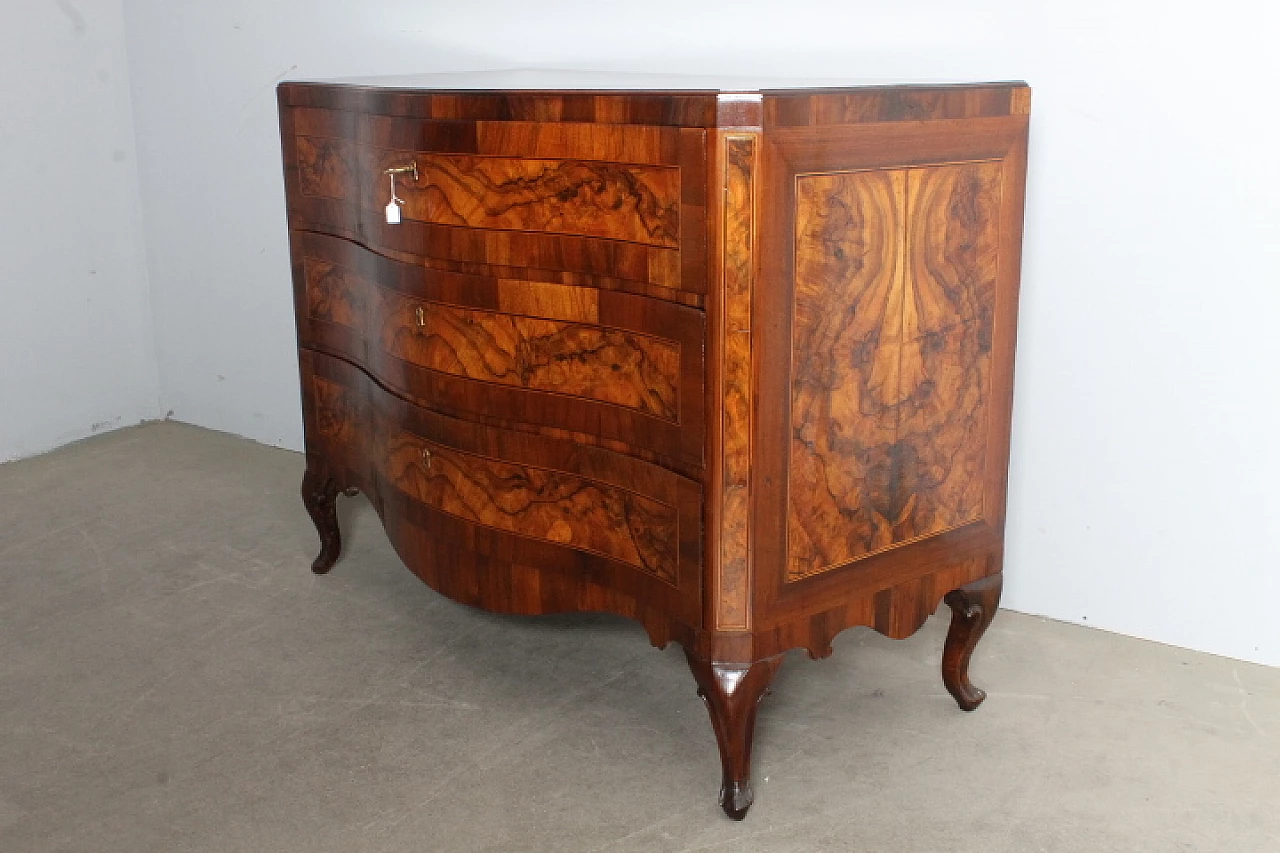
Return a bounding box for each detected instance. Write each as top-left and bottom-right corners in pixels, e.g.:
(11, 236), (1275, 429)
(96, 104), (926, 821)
(942, 572), (1003, 711)
(683, 649), (784, 820)
(301, 465), (344, 574)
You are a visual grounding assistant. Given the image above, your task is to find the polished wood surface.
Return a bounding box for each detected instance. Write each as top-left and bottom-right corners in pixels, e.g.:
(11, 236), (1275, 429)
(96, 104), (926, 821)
(297, 137), (682, 247)
(303, 256), (684, 421)
(315, 373), (681, 583)
(942, 572), (1004, 711)
(281, 104), (707, 304)
(280, 78), (1030, 819)
(713, 132), (758, 631)
(787, 161), (1000, 580)
(302, 349), (703, 625)
(684, 650), (784, 820)
(292, 230), (706, 471)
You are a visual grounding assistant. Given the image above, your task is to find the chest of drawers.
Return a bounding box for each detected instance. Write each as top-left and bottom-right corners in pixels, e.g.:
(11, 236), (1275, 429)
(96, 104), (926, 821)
(279, 73), (1029, 819)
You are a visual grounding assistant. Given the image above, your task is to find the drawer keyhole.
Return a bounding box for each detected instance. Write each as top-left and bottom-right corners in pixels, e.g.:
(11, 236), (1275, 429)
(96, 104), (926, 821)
(421, 447), (432, 468)
(415, 306), (426, 327)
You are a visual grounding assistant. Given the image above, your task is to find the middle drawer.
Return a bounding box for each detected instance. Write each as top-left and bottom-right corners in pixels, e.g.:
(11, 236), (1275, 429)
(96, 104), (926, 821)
(292, 231), (705, 470)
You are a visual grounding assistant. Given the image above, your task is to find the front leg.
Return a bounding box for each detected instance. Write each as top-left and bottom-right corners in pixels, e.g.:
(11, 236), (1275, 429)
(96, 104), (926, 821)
(684, 649), (785, 820)
(942, 572), (1003, 711)
(301, 465), (345, 574)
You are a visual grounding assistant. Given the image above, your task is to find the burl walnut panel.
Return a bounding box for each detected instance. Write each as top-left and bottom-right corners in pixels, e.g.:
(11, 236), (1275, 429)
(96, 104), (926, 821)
(281, 77), (1029, 820)
(788, 162), (1001, 580)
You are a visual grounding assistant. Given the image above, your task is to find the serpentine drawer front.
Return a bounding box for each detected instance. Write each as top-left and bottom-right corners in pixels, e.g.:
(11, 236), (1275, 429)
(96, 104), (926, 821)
(279, 73), (1030, 820)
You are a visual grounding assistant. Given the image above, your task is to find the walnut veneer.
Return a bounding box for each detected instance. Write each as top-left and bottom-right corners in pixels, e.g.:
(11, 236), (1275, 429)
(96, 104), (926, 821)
(279, 73), (1030, 819)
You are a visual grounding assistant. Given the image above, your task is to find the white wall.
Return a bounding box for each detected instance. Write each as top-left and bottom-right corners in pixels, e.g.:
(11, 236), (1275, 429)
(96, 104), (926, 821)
(0, 0), (159, 461)
(118, 1), (1280, 667)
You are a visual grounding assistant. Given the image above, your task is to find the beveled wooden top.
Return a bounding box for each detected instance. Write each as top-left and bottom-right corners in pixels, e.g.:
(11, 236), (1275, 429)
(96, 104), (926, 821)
(278, 73), (1029, 129)
(288, 69), (1024, 93)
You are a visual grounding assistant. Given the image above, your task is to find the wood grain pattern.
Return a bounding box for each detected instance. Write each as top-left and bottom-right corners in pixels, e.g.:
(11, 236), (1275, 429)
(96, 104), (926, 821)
(361, 112), (681, 165)
(716, 134), (757, 630)
(289, 188), (686, 293)
(896, 162), (1001, 542)
(312, 371), (363, 446)
(765, 85), (1026, 127)
(787, 162), (1001, 580)
(368, 151), (681, 248)
(903, 163), (1001, 339)
(305, 257), (682, 421)
(282, 106), (706, 301)
(495, 280), (598, 323)
(694, 554), (993, 662)
(314, 374), (680, 583)
(788, 169), (906, 578)
(280, 85), (722, 127)
(291, 234), (706, 470)
(385, 430), (679, 584)
(296, 136), (681, 247)
(280, 80), (1028, 129)
(296, 136), (355, 199)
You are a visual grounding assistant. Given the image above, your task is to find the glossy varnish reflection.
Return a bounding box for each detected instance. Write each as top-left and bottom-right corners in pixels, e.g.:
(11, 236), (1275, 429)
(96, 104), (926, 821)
(281, 77), (1029, 819)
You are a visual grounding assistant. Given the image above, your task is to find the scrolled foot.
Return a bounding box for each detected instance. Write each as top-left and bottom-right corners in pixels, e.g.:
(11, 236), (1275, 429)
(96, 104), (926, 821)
(684, 649), (784, 820)
(942, 572), (1003, 711)
(301, 466), (344, 574)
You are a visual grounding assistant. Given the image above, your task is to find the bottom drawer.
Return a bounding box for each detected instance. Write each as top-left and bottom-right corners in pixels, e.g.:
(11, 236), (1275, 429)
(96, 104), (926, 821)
(300, 349), (702, 625)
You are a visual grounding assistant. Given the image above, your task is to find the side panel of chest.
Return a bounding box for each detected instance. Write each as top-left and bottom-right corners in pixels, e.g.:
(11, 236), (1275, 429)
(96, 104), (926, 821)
(751, 113), (1028, 626)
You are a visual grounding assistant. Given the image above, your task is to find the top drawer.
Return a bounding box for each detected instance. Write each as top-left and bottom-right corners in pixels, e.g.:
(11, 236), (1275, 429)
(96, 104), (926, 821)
(280, 106), (707, 302)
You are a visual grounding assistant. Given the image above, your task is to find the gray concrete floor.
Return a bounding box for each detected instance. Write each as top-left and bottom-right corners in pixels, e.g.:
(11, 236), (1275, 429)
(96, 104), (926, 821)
(1, 422), (1277, 852)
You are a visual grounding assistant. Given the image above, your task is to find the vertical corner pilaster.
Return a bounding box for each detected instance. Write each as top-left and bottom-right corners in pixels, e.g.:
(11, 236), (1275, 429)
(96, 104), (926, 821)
(708, 94), (762, 632)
